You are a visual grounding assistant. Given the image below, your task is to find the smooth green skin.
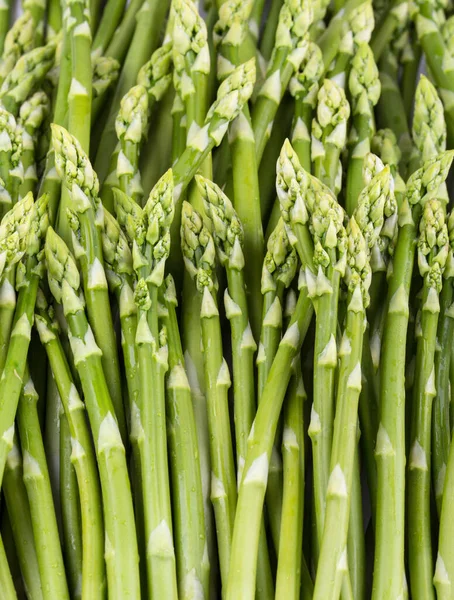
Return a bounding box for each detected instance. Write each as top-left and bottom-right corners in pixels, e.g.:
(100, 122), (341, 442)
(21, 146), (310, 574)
(0, 273), (15, 373)
(46, 0), (62, 39)
(376, 53), (411, 176)
(372, 215), (418, 600)
(348, 449), (365, 600)
(259, 0), (283, 61)
(433, 280), (454, 515)
(401, 45), (422, 127)
(18, 370), (70, 600)
(0, 536), (16, 600)
(0, 3), (10, 55)
(252, 51), (295, 166)
(94, 0), (169, 186)
(3, 440), (43, 600)
(313, 143), (342, 194)
(226, 289), (313, 600)
(275, 361), (305, 600)
(358, 326), (379, 523)
(346, 114), (373, 216)
(60, 415), (83, 600)
(105, 0), (146, 64)
(313, 304), (364, 600)
(416, 4), (454, 148)
(408, 283), (439, 600)
(65, 307), (140, 599)
(292, 101), (313, 173)
(93, 0), (128, 56)
(200, 294), (237, 589)
(38, 311), (106, 599)
(0, 273), (39, 488)
(370, 0), (406, 62)
(224, 268), (274, 600)
(77, 208), (127, 442)
(136, 285), (178, 600)
(163, 290), (209, 600)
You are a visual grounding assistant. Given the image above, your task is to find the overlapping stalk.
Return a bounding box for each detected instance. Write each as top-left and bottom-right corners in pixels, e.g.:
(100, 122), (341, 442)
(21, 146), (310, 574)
(372, 151), (454, 600)
(52, 125), (127, 442)
(91, 56), (120, 121)
(214, 0), (264, 338)
(408, 198), (448, 600)
(114, 171), (178, 599)
(181, 200), (237, 589)
(251, 0), (313, 164)
(313, 164), (392, 600)
(45, 227), (141, 599)
(0, 12), (34, 86)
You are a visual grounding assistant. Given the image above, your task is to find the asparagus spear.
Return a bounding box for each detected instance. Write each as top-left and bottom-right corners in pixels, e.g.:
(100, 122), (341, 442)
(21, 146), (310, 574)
(17, 368), (70, 600)
(0, 193), (42, 485)
(252, 0), (313, 164)
(92, 0), (128, 58)
(52, 124), (127, 442)
(370, 0), (409, 61)
(0, 0), (10, 55)
(413, 0), (454, 147)
(22, 0), (45, 46)
(408, 198), (448, 600)
(181, 201), (236, 590)
(313, 167), (391, 600)
(161, 275), (209, 600)
(289, 39), (323, 171)
(214, 0), (264, 340)
(226, 268), (313, 600)
(103, 0), (147, 63)
(372, 150), (454, 600)
(114, 172), (178, 599)
(0, 12), (34, 86)
(45, 227), (141, 598)
(346, 43), (381, 215)
(115, 84), (148, 201)
(311, 78), (350, 194)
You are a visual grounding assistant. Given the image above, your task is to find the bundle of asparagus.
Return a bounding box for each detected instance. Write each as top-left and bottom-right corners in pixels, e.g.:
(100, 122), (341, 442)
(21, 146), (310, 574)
(1, 0), (454, 599)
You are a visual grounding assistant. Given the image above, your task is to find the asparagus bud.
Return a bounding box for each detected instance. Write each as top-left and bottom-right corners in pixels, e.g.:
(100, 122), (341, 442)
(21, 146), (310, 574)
(417, 199), (449, 293)
(181, 200), (217, 293)
(312, 79), (350, 153)
(289, 40), (323, 106)
(0, 12), (34, 83)
(92, 56), (120, 100)
(413, 75), (447, 163)
(0, 192), (34, 277)
(45, 226), (81, 305)
(349, 43), (381, 118)
(262, 218), (298, 292)
(137, 41), (173, 104)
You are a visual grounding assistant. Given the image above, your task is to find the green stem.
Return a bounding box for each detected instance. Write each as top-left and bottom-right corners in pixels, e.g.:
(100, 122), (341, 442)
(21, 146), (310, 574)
(3, 438), (43, 600)
(372, 213), (419, 600)
(408, 281), (439, 600)
(433, 280), (454, 515)
(17, 368), (69, 600)
(0, 0), (11, 55)
(275, 361), (305, 600)
(0, 536), (17, 600)
(226, 286), (313, 600)
(92, 0), (127, 57)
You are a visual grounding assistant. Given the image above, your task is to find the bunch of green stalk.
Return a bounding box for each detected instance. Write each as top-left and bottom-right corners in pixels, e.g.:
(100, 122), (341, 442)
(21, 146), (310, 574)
(2, 0), (454, 599)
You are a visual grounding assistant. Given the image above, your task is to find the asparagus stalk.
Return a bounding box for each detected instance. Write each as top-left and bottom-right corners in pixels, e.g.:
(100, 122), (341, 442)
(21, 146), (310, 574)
(0, 0), (10, 55)
(103, 0), (147, 63)
(115, 84), (148, 201)
(370, 0), (409, 61)
(289, 39), (323, 171)
(346, 43), (381, 215)
(52, 124), (127, 442)
(92, 0), (128, 58)
(100, 42), (173, 211)
(17, 368), (70, 600)
(46, 0), (62, 40)
(181, 201), (237, 589)
(214, 0), (264, 339)
(275, 353), (306, 600)
(0, 193), (43, 486)
(311, 78), (350, 194)
(170, 58), (256, 268)
(435, 209), (454, 600)
(114, 172), (178, 599)
(372, 151), (454, 600)
(161, 275), (209, 600)
(226, 271), (313, 600)
(94, 0), (170, 184)
(408, 198), (448, 600)
(413, 0), (454, 147)
(45, 227), (141, 598)
(313, 167), (391, 600)
(251, 0), (313, 165)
